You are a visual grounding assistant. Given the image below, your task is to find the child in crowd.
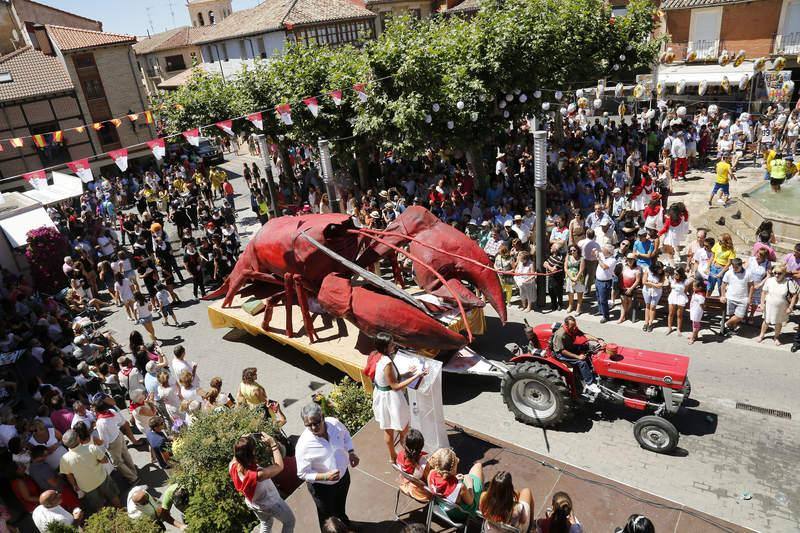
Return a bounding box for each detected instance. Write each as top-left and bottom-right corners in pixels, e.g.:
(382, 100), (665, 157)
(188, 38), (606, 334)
(689, 274), (707, 345)
(155, 283), (179, 326)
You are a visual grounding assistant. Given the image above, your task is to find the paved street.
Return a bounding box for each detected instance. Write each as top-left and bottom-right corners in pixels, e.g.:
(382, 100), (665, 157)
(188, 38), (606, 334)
(104, 152), (798, 532)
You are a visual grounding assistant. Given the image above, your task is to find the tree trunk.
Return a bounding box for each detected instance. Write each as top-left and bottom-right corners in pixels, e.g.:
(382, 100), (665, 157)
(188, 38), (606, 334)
(466, 145), (487, 193)
(355, 142), (370, 191)
(279, 145), (293, 183)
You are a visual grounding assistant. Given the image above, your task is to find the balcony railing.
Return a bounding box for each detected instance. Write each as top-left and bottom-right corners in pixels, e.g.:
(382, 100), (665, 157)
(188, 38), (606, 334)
(663, 39), (720, 62)
(775, 32), (800, 55)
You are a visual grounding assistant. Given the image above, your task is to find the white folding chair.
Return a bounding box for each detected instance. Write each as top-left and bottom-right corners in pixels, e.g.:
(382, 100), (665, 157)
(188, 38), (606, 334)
(390, 463), (433, 523)
(477, 509), (522, 533)
(424, 489), (469, 533)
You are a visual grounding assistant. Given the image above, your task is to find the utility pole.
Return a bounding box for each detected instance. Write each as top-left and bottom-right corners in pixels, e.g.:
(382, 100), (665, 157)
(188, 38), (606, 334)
(256, 135), (279, 217)
(168, 0), (177, 28)
(145, 6), (155, 36)
(317, 139), (340, 213)
(533, 129), (548, 309)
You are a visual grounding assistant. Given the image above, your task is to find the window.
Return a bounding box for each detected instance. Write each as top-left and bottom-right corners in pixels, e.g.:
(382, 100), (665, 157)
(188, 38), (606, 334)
(410, 8), (421, 19)
(379, 12), (391, 32)
(257, 38), (266, 58)
(73, 53), (96, 69)
(220, 43), (229, 61)
(611, 6), (627, 18)
(197, 12), (205, 26)
(239, 40), (248, 59)
(30, 121), (70, 167)
(329, 25), (339, 45)
(209, 10), (216, 24)
(318, 26), (328, 45)
(96, 122), (120, 150)
(83, 78), (104, 99)
(779, 0), (800, 53)
(688, 7), (722, 59)
(164, 54), (186, 72)
(0, 71), (12, 83)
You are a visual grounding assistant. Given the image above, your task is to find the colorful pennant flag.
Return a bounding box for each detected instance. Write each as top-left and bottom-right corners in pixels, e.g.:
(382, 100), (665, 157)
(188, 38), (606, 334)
(353, 83), (368, 103)
(53, 131), (63, 143)
(182, 128), (201, 147)
(10, 138), (23, 148)
(108, 148), (128, 172)
(330, 90), (343, 106)
(92, 123), (103, 131)
(66, 158), (93, 183)
(127, 113), (139, 122)
(275, 103), (293, 126)
(147, 138), (166, 160)
(32, 135), (47, 149)
(23, 169), (47, 189)
(110, 118), (122, 128)
(247, 112), (263, 130)
(144, 110), (154, 124)
(215, 120), (234, 136)
(76, 126), (86, 134)
(303, 97), (320, 118)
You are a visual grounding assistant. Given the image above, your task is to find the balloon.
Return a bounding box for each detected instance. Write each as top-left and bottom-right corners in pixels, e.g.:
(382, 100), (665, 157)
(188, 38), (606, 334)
(471, 112), (479, 122)
(424, 114), (432, 123)
(613, 64), (620, 71)
(499, 100), (507, 109)
(646, 108), (656, 120)
(576, 88), (584, 98)
(656, 82), (664, 96)
(754, 57), (767, 72)
(708, 104), (718, 117)
(567, 102), (576, 113)
(614, 82), (624, 97)
(738, 74), (750, 91)
(686, 48), (697, 62)
(513, 89), (521, 95)
(519, 93), (528, 103)
(783, 80), (795, 98)
(618, 103), (627, 117)
(733, 50), (746, 67)
(619, 54), (626, 61)
(721, 76), (730, 93)
(505, 94), (514, 101)
(533, 90), (542, 99)
(698, 80), (708, 96)
(633, 83), (645, 99)
(577, 97), (589, 109)
(503, 111), (510, 118)
(774, 56), (786, 71)
(718, 49), (730, 66)
(676, 79), (686, 95)
(479, 94), (487, 102)
(447, 121), (455, 129)
(593, 98), (602, 109)
(555, 90), (563, 100)
(676, 106), (687, 118)
(560, 107), (567, 116)
(541, 102), (550, 111)
(456, 101), (465, 110)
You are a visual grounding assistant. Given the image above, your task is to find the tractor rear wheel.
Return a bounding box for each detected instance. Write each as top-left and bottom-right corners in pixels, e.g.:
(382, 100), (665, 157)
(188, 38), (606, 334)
(633, 416), (679, 453)
(502, 361), (574, 427)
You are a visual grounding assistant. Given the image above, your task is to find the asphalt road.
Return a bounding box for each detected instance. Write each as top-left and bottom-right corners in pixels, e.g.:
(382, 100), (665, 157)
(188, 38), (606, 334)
(104, 152), (798, 533)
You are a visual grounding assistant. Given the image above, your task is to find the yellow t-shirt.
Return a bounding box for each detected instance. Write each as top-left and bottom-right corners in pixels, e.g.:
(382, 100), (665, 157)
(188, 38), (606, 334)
(711, 242), (736, 266)
(715, 161), (731, 184)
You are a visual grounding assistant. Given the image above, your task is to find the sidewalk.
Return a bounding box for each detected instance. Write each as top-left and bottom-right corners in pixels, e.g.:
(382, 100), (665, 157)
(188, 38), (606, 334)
(286, 420), (750, 532)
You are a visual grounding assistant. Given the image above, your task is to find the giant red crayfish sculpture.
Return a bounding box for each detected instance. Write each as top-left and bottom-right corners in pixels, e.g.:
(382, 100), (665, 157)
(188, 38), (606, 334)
(205, 206), (506, 351)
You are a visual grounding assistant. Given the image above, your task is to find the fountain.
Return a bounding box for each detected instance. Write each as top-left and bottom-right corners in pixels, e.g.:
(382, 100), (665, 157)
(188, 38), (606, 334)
(739, 179), (800, 251)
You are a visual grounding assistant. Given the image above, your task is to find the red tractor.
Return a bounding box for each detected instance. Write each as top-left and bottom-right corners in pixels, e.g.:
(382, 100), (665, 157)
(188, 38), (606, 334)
(500, 322), (691, 454)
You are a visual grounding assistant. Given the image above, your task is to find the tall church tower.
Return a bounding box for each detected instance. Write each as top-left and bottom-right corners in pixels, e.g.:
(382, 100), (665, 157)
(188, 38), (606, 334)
(187, 0), (233, 27)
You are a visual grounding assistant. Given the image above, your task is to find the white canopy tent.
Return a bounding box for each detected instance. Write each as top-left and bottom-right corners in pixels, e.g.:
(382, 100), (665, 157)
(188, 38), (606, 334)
(646, 61), (755, 86)
(22, 171), (83, 205)
(0, 207), (57, 248)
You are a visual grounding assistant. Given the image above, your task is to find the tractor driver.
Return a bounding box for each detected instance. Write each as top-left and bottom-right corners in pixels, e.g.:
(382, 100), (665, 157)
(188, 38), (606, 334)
(551, 316), (602, 395)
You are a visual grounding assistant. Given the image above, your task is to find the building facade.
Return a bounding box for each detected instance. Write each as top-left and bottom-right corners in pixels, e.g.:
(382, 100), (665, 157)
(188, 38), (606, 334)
(134, 26), (209, 95)
(188, 0), (233, 28)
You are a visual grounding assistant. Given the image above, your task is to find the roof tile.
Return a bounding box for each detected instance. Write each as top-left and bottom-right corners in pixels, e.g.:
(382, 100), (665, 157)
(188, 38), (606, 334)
(0, 46), (74, 103)
(447, 0), (481, 12)
(46, 24), (136, 52)
(661, 0), (749, 10)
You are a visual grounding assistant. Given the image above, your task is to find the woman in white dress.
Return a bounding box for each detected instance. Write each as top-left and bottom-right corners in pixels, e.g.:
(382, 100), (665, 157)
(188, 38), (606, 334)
(157, 370), (182, 421)
(757, 265), (798, 345)
(746, 248), (771, 323)
(371, 333), (427, 462)
(514, 251), (536, 312)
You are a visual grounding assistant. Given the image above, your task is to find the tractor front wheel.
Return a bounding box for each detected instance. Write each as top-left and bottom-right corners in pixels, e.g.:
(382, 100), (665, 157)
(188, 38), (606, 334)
(502, 361), (574, 427)
(633, 416), (679, 453)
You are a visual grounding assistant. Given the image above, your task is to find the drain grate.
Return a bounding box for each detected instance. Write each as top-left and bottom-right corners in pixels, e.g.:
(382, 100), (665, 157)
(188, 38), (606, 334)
(736, 402), (792, 420)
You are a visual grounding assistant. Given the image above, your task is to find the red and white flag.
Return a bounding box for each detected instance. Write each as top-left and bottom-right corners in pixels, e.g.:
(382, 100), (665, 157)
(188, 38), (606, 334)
(23, 169), (47, 190)
(303, 97), (320, 118)
(66, 158), (94, 183)
(353, 83), (368, 103)
(146, 138), (166, 160)
(108, 148), (128, 172)
(247, 112), (263, 130)
(275, 103), (293, 126)
(183, 128), (201, 146)
(329, 90), (343, 106)
(216, 120), (234, 136)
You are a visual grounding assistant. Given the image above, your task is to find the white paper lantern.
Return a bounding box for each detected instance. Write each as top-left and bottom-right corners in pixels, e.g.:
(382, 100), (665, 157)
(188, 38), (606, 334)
(456, 101), (465, 110)
(432, 103), (440, 112)
(503, 111), (510, 118)
(471, 112), (479, 122)
(533, 90), (542, 99)
(576, 89), (584, 98)
(646, 108), (656, 120)
(614, 83), (624, 97)
(619, 54), (626, 61)
(677, 106), (687, 118)
(567, 102), (576, 113)
(519, 94), (528, 103)
(447, 120), (454, 129)
(613, 64), (620, 71)
(676, 80), (686, 95)
(542, 102), (550, 111)
(513, 89), (521, 95)
(593, 98), (602, 109)
(505, 94), (514, 101)
(708, 104), (718, 117)
(560, 107), (567, 116)
(499, 100), (507, 109)
(424, 114), (432, 123)
(555, 90), (563, 100)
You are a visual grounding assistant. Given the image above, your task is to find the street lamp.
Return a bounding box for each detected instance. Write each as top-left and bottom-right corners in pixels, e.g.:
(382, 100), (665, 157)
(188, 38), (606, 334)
(317, 139), (339, 213)
(533, 129), (548, 308)
(256, 134), (278, 217)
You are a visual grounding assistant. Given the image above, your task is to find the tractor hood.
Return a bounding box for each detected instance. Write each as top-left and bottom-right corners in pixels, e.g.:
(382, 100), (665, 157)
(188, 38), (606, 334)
(593, 347), (689, 390)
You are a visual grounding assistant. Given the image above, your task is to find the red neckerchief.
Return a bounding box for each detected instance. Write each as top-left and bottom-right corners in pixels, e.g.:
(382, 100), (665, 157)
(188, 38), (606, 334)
(121, 367), (133, 377)
(97, 411), (116, 419)
(129, 402), (144, 413)
(229, 461), (258, 501)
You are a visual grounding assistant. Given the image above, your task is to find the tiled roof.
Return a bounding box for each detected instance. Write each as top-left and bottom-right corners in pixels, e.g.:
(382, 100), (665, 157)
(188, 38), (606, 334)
(0, 46), (74, 103)
(448, 0), (481, 13)
(195, 0), (376, 44)
(133, 25), (215, 55)
(661, 0), (750, 10)
(46, 24), (136, 52)
(158, 67), (197, 89)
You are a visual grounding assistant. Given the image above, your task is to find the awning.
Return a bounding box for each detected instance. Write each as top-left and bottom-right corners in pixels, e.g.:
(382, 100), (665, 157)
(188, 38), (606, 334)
(22, 171), (83, 205)
(0, 207), (57, 248)
(647, 61), (757, 85)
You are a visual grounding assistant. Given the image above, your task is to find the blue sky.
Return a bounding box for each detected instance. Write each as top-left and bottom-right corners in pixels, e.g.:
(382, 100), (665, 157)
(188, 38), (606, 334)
(35, 0), (263, 37)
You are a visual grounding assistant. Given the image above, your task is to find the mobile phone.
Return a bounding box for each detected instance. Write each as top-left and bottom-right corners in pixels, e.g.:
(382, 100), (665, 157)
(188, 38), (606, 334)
(227, 393), (235, 404)
(267, 399), (279, 412)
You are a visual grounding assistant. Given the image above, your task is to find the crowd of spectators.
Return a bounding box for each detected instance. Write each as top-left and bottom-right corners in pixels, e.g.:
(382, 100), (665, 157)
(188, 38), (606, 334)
(1, 96), (799, 532)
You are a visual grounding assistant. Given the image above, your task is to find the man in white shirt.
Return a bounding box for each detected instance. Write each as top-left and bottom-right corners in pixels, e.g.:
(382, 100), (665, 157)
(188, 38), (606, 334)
(32, 490), (81, 532)
(171, 345), (199, 388)
(594, 245), (618, 323)
(585, 203), (614, 231)
(94, 399), (138, 484)
(510, 215), (529, 242)
(578, 230), (601, 294)
(59, 429), (120, 512)
(671, 129), (688, 180)
(721, 258), (752, 337)
(295, 403), (359, 529)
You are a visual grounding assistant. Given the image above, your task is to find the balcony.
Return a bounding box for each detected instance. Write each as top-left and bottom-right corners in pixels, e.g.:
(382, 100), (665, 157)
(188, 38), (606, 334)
(663, 39), (720, 62)
(775, 32), (800, 55)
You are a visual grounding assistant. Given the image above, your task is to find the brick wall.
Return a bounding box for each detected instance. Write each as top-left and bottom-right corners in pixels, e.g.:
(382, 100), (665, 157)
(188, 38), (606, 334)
(15, 0), (101, 31)
(720, 0), (781, 56)
(665, 9), (690, 43)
